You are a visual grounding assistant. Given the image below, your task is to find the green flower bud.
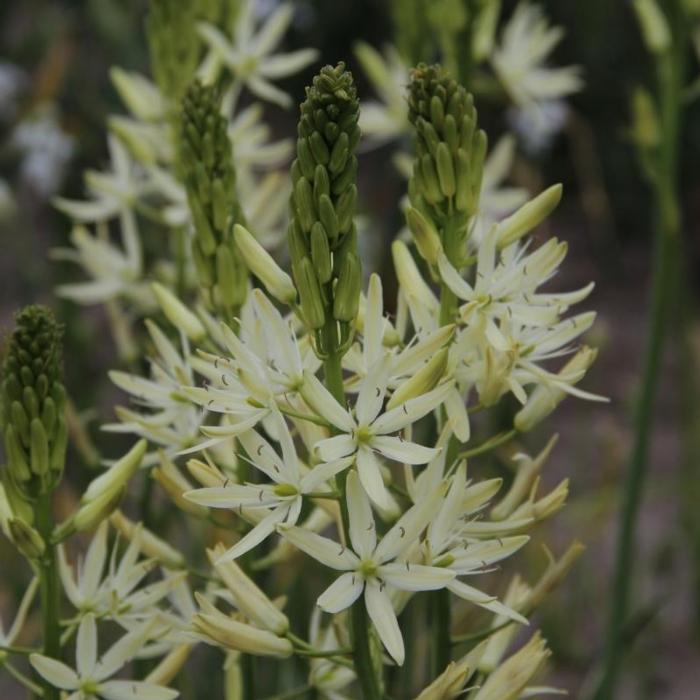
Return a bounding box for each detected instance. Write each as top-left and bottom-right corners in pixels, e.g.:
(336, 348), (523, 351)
(180, 80), (248, 315)
(408, 63), (487, 256)
(146, 0), (202, 101)
(1, 306), (66, 501)
(8, 518), (45, 559)
(288, 63), (362, 355)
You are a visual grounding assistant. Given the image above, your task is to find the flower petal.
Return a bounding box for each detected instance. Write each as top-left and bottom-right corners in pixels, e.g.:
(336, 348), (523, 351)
(315, 434), (356, 462)
(378, 563), (455, 591)
(448, 579), (528, 625)
(371, 436), (439, 465)
(100, 680), (179, 700)
(356, 446), (392, 510)
(216, 507), (289, 562)
(29, 655), (79, 690)
(346, 470), (376, 558)
(301, 456), (354, 493)
(372, 382), (452, 435)
(364, 581), (404, 665)
(76, 614), (98, 678)
(278, 526), (359, 571)
(317, 572), (364, 613)
(301, 371), (355, 432)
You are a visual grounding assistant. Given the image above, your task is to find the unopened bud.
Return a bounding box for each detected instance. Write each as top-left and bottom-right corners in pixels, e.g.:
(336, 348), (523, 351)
(406, 207), (442, 265)
(151, 283), (206, 341)
(496, 184), (563, 249)
(234, 224), (296, 304)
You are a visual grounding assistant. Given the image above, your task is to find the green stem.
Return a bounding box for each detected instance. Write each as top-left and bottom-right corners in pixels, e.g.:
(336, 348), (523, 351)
(595, 11), (686, 698)
(430, 588), (451, 677)
(323, 330), (382, 700)
(36, 492), (60, 700)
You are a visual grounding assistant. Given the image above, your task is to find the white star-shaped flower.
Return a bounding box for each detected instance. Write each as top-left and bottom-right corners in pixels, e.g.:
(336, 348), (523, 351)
(280, 471), (454, 665)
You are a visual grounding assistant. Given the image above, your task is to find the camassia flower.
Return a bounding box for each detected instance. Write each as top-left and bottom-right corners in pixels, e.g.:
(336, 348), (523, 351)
(280, 471), (454, 665)
(184, 410), (353, 561)
(30, 614), (178, 700)
(302, 362), (452, 509)
(106, 320), (204, 455)
(197, 1), (319, 108)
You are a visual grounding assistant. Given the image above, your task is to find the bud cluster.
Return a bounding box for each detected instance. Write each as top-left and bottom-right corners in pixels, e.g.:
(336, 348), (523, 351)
(407, 63), (487, 263)
(1, 306), (67, 506)
(288, 63), (362, 355)
(180, 81), (248, 316)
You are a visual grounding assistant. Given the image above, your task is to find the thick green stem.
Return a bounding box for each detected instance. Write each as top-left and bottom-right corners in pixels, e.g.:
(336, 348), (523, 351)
(595, 11), (686, 698)
(322, 328), (382, 700)
(430, 588), (451, 678)
(36, 492), (60, 700)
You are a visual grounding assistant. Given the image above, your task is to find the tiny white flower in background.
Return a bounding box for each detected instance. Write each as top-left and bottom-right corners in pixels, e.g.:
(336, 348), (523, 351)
(105, 320), (204, 454)
(0, 577), (38, 658)
(185, 410), (353, 561)
(354, 42), (410, 146)
(491, 2), (582, 109)
(11, 102), (74, 197)
(30, 614), (178, 700)
(197, 0), (319, 108)
(0, 61), (26, 120)
(508, 99), (570, 154)
(280, 471), (454, 665)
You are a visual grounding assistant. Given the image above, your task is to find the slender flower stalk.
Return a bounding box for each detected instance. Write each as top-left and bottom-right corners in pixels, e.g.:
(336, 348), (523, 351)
(596, 2), (688, 697)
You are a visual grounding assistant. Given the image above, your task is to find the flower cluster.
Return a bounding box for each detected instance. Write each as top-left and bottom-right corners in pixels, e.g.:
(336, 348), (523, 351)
(0, 3), (603, 699)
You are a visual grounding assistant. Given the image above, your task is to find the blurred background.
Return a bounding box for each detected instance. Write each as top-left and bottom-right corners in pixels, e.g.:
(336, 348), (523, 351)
(1, 0), (699, 698)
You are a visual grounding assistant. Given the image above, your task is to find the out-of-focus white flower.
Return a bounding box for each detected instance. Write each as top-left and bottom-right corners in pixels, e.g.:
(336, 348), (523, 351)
(54, 135), (149, 224)
(106, 320), (204, 453)
(508, 100), (570, 154)
(198, 1), (318, 108)
(0, 62), (26, 120)
(30, 614), (178, 700)
(12, 103), (74, 197)
(280, 471), (453, 665)
(185, 410), (353, 561)
(491, 3), (582, 109)
(354, 42), (410, 146)
(470, 135), (528, 246)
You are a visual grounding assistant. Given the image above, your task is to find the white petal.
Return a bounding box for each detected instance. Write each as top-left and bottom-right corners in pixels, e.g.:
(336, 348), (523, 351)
(346, 470), (376, 558)
(100, 680), (179, 700)
(370, 436), (439, 465)
(301, 371), (355, 432)
(364, 581), (404, 665)
(428, 462), (467, 551)
(252, 3), (293, 55)
(317, 572), (364, 613)
(185, 484), (279, 509)
(216, 507), (288, 562)
(315, 434), (356, 461)
(378, 563), (454, 591)
(94, 620), (156, 680)
(356, 356), (391, 426)
(301, 456), (354, 493)
(238, 425), (292, 483)
(356, 446), (392, 510)
(83, 520), (109, 598)
(375, 483), (446, 564)
(437, 251), (474, 301)
(246, 75), (292, 108)
(278, 526), (359, 571)
(29, 655), (79, 690)
(258, 49), (319, 78)
(445, 388), (470, 443)
(372, 382), (452, 435)
(363, 274), (384, 367)
(447, 579), (528, 624)
(76, 614), (97, 678)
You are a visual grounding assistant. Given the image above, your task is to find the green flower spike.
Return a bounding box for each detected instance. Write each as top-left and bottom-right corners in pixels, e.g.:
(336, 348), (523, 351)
(288, 62), (362, 357)
(1, 306), (67, 505)
(180, 80), (248, 318)
(407, 62), (487, 266)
